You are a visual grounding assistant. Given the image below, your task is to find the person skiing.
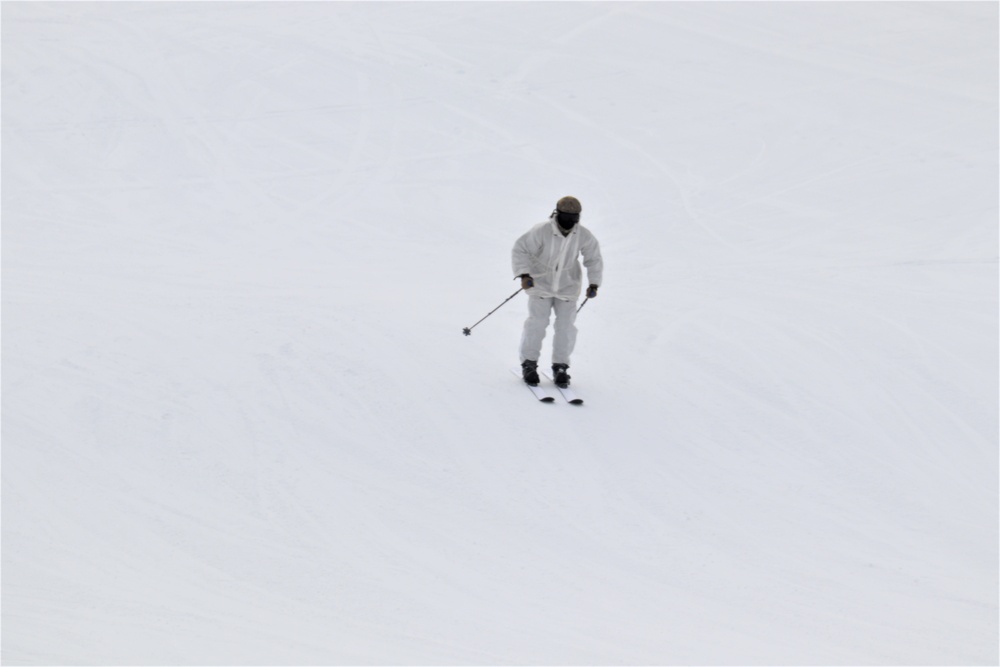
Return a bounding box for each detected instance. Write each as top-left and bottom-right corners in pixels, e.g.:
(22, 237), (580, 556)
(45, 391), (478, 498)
(512, 195), (603, 387)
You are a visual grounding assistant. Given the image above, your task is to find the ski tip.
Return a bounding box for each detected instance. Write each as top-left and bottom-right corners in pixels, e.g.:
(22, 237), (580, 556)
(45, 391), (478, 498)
(541, 396), (556, 403)
(569, 398), (584, 405)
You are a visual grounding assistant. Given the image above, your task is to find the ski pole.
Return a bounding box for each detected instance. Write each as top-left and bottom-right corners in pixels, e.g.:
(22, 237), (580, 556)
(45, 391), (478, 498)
(577, 298), (589, 314)
(463, 288), (523, 336)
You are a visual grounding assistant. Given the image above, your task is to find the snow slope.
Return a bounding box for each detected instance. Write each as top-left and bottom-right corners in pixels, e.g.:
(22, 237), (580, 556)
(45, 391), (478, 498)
(2, 2), (997, 664)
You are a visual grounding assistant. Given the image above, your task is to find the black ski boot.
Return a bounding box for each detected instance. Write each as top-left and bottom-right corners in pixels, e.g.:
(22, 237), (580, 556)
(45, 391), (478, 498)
(521, 360), (540, 386)
(552, 363), (571, 387)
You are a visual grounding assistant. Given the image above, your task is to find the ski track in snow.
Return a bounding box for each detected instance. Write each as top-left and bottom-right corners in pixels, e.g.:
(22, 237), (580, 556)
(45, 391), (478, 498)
(2, 2), (998, 665)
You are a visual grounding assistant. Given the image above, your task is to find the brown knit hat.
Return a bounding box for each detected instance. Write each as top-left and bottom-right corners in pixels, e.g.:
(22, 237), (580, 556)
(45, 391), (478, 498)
(556, 196), (582, 214)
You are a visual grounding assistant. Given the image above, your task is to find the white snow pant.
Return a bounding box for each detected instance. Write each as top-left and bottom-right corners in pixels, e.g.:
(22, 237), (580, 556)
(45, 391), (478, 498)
(519, 296), (578, 366)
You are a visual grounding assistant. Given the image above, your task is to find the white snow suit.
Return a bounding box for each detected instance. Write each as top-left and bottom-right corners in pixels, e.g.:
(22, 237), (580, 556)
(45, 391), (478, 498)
(512, 216), (603, 365)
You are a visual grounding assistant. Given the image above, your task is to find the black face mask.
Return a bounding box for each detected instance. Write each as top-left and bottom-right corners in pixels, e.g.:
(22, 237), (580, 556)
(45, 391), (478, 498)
(556, 211), (580, 229)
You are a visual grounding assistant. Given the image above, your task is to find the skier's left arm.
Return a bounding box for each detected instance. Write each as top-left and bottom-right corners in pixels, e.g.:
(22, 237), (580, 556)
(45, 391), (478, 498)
(581, 231), (603, 297)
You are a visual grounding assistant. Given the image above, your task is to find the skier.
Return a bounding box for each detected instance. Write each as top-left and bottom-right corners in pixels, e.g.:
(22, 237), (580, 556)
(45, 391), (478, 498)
(512, 195), (603, 387)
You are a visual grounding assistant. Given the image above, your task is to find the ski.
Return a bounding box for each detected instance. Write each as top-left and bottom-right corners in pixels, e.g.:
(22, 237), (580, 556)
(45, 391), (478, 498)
(510, 368), (555, 402)
(541, 371), (584, 405)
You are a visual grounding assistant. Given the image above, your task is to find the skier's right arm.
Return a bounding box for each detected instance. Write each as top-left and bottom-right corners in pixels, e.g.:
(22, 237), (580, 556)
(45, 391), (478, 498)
(511, 226), (543, 282)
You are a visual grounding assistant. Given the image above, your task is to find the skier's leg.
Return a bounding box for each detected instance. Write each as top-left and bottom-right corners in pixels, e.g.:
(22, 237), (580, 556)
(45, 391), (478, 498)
(519, 296), (553, 363)
(551, 298), (579, 366)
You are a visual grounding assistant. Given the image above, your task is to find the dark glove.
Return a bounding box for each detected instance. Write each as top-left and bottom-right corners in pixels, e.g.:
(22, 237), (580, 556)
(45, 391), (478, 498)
(520, 275), (534, 290)
(586, 284), (599, 298)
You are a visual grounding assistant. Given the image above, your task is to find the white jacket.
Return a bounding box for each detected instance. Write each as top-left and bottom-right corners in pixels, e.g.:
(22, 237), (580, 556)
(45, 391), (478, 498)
(512, 216), (603, 300)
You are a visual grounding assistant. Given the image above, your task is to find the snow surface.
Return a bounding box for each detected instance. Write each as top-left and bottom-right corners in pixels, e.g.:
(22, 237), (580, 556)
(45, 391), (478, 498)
(2, 2), (998, 664)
